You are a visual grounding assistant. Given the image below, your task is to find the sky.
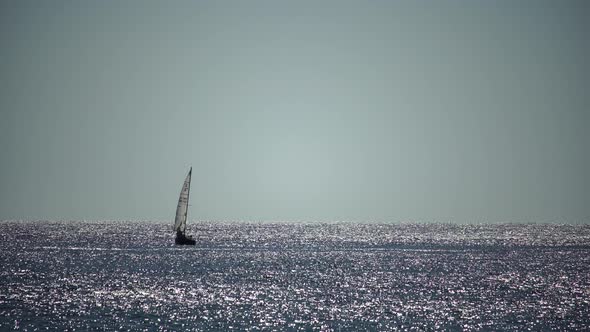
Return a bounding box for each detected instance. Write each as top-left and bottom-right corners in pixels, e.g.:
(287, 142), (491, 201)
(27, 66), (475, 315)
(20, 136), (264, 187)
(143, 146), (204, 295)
(1, 1), (588, 223)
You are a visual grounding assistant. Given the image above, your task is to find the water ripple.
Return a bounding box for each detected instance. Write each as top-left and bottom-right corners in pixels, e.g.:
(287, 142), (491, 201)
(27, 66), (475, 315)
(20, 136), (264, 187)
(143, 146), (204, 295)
(1, 221), (589, 331)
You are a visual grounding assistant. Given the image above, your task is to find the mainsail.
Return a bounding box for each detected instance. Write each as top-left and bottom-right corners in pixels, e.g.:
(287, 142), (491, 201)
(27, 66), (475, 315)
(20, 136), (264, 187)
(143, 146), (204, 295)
(173, 167), (192, 234)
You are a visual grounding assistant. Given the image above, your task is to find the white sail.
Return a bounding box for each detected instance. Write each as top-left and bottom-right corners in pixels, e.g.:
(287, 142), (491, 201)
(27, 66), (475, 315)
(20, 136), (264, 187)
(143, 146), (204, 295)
(173, 168), (192, 233)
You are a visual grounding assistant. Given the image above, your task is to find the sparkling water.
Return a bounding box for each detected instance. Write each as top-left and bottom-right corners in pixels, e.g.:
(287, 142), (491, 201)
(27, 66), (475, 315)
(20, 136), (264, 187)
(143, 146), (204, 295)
(1, 221), (589, 331)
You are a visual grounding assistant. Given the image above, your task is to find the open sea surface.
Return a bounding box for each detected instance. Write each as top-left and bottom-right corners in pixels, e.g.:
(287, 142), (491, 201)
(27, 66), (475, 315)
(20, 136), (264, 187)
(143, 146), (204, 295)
(1, 221), (589, 331)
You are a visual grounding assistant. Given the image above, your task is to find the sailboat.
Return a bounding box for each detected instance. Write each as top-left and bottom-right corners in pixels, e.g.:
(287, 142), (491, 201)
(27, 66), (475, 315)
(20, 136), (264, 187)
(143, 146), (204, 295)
(173, 167), (196, 245)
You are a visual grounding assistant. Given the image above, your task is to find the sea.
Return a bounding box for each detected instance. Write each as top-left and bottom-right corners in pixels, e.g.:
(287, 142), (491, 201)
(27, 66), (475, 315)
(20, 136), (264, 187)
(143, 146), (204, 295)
(1, 221), (589, 331)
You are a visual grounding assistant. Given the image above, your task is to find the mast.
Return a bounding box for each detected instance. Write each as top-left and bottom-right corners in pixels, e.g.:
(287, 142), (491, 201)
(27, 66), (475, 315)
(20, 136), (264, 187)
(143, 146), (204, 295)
(183, 167), (192, 233)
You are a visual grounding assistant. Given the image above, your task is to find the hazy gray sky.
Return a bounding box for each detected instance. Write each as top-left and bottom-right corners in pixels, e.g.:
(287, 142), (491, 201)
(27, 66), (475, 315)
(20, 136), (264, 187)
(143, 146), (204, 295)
(1, 1), (588, 222)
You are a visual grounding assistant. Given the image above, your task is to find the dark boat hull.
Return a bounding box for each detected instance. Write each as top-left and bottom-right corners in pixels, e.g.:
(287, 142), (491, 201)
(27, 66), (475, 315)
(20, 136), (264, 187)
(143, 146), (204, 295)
(175, 238), (196, 245)
(175, 232), (196, 245)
